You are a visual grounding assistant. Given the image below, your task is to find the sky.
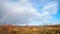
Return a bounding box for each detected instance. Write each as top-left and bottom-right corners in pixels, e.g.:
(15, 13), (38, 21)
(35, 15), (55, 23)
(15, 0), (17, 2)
(0, 0), (60, 26)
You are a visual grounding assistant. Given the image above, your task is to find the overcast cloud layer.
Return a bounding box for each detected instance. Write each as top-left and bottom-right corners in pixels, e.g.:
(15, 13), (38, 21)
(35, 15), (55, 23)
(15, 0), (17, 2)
(0, 0), (59, 26)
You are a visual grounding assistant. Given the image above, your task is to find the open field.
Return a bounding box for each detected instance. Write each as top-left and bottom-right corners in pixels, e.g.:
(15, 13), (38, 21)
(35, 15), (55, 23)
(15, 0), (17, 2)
(0, 24), (60, 34)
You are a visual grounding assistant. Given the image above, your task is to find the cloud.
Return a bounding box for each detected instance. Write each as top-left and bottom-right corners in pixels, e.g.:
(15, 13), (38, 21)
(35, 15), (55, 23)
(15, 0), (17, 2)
(1, 7), (41, 24)
(0, 0), (41, 25)
(0, 0), (59, 26)
(42, 1), (58, 15)
(40, 1), (58, 25)
(26, 1), (59, 26)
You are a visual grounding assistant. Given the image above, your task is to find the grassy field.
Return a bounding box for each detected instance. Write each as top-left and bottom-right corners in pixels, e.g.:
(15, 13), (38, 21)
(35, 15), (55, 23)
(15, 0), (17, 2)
(0, 24), (60, 34)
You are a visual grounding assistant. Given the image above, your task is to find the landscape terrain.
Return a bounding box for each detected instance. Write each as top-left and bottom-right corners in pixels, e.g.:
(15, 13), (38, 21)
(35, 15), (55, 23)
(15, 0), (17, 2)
(0, 24), (60, 34)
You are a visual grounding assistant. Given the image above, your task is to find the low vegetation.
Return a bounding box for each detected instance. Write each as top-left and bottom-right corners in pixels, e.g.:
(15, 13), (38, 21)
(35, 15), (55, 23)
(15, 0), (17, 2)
(0, 24), (60, 34)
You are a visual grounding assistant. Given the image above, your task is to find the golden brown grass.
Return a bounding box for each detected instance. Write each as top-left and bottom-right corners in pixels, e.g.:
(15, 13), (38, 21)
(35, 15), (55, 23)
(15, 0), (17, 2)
(0, 24), (60, 34)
